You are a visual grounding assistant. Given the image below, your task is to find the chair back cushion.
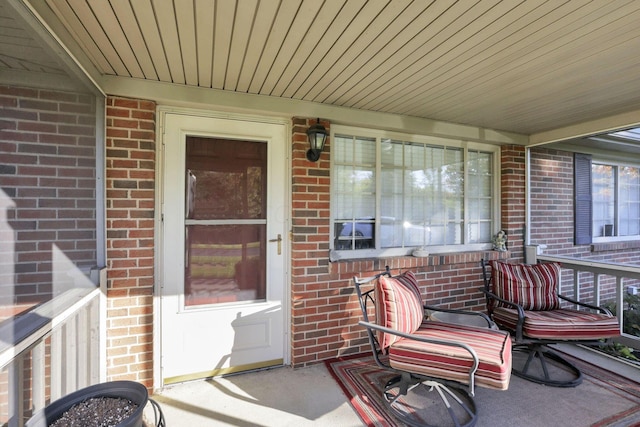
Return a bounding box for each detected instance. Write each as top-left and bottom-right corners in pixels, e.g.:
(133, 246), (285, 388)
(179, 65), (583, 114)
(491, 261), (561, 310)
(375, 271), (423, 350)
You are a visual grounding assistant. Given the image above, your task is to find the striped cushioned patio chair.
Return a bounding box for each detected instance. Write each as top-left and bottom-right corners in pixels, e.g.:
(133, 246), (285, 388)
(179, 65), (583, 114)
(354, 268), (512, 427)
(481, 259), (620, 387)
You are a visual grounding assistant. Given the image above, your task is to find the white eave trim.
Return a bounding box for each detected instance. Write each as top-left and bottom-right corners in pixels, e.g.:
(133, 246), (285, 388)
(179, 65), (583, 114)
(529, 109), (640, 146)
(99, 75), (528, 146)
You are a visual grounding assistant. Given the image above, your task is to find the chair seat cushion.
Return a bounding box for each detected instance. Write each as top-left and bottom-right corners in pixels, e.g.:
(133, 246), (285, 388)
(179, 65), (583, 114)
(493, 307), (620, 340)
(388, 321), (512, 390)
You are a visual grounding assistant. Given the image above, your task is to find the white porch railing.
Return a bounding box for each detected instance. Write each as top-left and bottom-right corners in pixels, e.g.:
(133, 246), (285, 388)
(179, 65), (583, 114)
(528, 248), (640, 350)
(0, 270), (104, 427)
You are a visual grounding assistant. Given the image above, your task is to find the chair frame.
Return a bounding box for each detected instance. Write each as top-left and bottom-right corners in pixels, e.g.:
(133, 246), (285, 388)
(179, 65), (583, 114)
(354, 267), (500, 427)
(480, 258), (616, 387)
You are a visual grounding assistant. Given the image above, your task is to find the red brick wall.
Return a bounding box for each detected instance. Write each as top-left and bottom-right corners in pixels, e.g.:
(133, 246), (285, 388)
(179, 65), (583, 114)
(0, 85), (97, 308)
(529, 147), (586, 257)
(104, 97), (156, 387)
(529, 147), (640, 302)
(499, 145), (526, 262)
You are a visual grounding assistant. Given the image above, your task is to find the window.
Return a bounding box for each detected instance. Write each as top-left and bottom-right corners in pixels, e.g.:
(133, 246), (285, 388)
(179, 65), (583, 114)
(592, 162), (640, 238)
(331, 127), (499, 258)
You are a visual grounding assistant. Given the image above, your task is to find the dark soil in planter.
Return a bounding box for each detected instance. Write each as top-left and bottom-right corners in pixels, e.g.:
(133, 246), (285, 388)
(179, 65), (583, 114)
(49, 396), (139, 427)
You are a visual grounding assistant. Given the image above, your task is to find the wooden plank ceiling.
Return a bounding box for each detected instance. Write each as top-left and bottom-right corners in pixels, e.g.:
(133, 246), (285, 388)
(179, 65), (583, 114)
(3, 0), (640, 136)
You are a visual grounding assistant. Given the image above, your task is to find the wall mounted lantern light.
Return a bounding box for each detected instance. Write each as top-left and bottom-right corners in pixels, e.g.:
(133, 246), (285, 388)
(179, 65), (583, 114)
(306, 118), (328, 162)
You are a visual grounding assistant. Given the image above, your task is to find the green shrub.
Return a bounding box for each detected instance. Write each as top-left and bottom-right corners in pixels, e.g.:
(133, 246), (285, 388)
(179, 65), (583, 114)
(603, 293), (640, 338)
(600, 293), (640, 363)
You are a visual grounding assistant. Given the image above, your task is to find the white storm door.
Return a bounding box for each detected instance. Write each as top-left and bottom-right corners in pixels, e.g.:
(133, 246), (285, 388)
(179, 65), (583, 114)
(161, 113), (288, 384)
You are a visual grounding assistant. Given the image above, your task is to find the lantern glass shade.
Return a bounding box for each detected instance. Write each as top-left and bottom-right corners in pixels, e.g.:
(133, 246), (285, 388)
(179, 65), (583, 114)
(306, 119), (327, 162)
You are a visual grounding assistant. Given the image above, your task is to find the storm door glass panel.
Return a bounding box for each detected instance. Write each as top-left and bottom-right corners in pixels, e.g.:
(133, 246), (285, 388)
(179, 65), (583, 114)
(184, 137), (267, 306)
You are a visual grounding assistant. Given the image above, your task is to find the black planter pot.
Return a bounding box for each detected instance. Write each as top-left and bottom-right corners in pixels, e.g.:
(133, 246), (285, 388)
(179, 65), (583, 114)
(26, 380), (148, 427)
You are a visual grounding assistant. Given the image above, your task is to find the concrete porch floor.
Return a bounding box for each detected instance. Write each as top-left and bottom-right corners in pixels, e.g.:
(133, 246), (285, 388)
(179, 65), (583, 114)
(146, 361), (361, 427)
(145, 345), (639, 427)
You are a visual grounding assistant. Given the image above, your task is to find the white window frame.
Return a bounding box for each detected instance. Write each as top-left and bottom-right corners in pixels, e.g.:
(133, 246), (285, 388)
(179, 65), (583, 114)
(329, 125), (500, 261)
(592, 159), (640, 243)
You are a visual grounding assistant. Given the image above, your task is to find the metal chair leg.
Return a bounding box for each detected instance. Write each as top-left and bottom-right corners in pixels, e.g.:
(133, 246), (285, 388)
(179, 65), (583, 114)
(512, 344), (582, 387)
(383, 373), (478, 427)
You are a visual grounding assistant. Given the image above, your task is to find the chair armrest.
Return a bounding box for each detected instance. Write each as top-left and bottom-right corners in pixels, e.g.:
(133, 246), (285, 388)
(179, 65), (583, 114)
(557, 294), (613, 315)
(480, 288), (526, 341)
(358, 320), (480, 395)
(423, 305), (496, 329)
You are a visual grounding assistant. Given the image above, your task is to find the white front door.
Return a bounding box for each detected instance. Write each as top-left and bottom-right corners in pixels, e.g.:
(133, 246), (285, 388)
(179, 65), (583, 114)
(160, 112), (288, 384)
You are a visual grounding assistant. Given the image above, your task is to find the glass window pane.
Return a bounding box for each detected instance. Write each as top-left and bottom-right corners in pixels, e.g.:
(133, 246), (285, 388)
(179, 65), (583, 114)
(619, 166), (640, 236)
(353, 194), (376, 218)
(592, 164), (615, 237)
(334, 219), (374, 250)
(381, 217), (403, 248)
(468, 221), (492, 244)
(381, 167), (403, 194)
(381, 139), (403, 166)
(186, 138), (266, 220)
(333, 135), (376, 250)
(447, 223), (463, 245)
(354, 137), (376, 164)
(334, 135), (354, 163)
(185, 224), (266, 306)
(332, 132), (496, 251)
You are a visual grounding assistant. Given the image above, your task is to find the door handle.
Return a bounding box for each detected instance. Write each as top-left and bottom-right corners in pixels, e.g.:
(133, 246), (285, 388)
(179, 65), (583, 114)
(269, 234), (282, 255)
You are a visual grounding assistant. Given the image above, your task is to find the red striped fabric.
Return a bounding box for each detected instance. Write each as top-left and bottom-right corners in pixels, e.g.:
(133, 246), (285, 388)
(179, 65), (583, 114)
(493, 307), (620, 340)
(375, 273), (424, 350)
(491, 261), (561, 310)
(394, 270), (422, 301)
(388, 321), (512, 390)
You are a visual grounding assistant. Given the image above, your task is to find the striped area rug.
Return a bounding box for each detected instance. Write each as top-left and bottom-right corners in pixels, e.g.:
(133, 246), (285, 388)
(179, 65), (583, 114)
(325, 353), (640, 427)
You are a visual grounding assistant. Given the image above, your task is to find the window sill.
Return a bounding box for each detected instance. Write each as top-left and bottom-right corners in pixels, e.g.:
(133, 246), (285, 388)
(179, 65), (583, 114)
(329, 243), (493, 262)
(591, 240), (640, 253)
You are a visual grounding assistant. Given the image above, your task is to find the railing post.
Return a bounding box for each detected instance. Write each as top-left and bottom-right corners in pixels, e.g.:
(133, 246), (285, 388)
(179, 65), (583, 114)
(66, 318), (77, 393)
(50, 328), (62, 401)
(594, 273), (601, 307)
(617, 277), (624, 335)
(90, 293), (101, 385)
(31, 344), (45, 412)
(97, 267), (107, 383)
(8, 359), (23, 427)
(77, 307), (89, 389)
(525, 244), (546, 264)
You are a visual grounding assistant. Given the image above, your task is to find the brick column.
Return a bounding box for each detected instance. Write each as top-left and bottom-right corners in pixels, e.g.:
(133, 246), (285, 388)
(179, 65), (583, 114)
(290, 117), (336, 365)
(105, 97), (156, 387)
(500, 145), (526, 262)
